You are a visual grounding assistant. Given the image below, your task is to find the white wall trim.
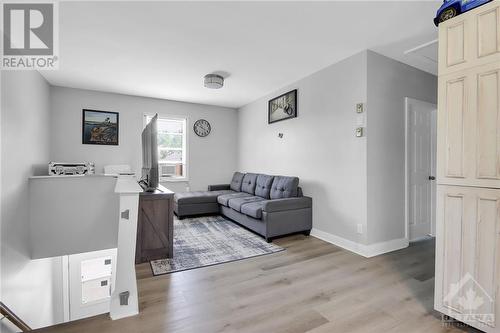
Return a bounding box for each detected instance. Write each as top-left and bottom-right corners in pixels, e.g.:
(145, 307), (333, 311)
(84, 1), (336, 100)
(311, 228), (409, 258)
(62, 255), (70, 323)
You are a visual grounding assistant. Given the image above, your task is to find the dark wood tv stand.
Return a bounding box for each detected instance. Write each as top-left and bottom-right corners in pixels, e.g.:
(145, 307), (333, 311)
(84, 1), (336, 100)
(135, 184), (174, 264)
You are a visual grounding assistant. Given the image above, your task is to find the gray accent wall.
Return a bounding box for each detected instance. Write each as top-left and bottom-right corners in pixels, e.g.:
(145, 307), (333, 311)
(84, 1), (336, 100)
(237, 50), (437, 247)
(29, 175), (119, 259)
(366, 50), (437, 244)
(50, 86), (238, 192)
(1, 71), (65, 329)
(237, 51), (369, 244)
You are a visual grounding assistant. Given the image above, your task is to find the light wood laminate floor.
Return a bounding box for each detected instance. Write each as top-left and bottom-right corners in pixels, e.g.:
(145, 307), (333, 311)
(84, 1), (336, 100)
(36, 235), (473, 333)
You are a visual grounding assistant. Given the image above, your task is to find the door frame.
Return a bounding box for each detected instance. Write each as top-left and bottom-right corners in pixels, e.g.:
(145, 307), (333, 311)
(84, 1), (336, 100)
(404, 97), (437, 242)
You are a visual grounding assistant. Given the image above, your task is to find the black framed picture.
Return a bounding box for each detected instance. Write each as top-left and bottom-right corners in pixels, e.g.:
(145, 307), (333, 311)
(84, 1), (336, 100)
(82, 109), (119, 145)
(268, 89), (297, 124)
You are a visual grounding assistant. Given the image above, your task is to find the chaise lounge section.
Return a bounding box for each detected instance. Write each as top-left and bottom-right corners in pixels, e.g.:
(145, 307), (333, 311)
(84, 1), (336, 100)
(174, 172), (312, 242)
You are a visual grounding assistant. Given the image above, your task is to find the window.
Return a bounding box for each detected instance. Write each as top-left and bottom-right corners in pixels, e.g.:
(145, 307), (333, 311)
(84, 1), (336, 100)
(145, 115), (187, 180)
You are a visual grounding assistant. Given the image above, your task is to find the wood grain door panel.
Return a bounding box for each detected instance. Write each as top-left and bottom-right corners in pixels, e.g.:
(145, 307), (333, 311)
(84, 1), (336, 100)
(477, 6), (500, 59)
(475, 65), (500, 180)
(438, 62), (500, 188)
(435, 185), (500, 330)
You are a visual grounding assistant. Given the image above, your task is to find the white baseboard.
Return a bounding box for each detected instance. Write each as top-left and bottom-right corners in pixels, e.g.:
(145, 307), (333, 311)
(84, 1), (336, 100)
(310, 228), (409, 258)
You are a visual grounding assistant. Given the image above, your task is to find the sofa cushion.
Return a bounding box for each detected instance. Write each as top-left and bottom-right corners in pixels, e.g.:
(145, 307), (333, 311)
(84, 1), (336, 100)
(175, 190), (235, 205)
(230, 172), (245, 192)
(240, 201), (268, 219)
(228, 196), (265, 212)
(255, 174), (274, 199)
(217, 192), (252, 206)
(270, 176), (299, 199)
(241, 173), (258, 194)
(262, 196), (312, 212)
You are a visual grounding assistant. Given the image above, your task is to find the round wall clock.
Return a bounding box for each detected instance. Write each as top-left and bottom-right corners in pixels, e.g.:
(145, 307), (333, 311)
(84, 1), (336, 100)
(193, 119), (211, 137)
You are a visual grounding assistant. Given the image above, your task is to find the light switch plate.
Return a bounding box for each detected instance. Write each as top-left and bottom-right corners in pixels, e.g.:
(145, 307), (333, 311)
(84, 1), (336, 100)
(356, 103), (364, 113)
(357, 224), (363, 234)
(355, 127), (364, 137)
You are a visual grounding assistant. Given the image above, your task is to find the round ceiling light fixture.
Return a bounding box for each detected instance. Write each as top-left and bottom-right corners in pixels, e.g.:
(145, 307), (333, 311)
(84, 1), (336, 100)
(204, 74), (224, 89)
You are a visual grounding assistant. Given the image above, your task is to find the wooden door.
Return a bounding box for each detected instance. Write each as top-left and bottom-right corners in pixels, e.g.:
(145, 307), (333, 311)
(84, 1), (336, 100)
(437, 2), (500, 332)
(435, 185), (500, 331)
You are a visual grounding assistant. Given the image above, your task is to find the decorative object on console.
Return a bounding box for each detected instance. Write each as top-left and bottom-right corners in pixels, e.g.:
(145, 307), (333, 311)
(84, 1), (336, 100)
(193, 119), (211, 137)
(82, 109), (119, 145)
(268, 89), (297, 124)
(48, 162), (95, 176)
(104, 164), (133, 176)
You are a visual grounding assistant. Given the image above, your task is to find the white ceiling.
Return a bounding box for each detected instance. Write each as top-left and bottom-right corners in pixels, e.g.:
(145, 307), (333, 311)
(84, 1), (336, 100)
(40, 1), (441, 108)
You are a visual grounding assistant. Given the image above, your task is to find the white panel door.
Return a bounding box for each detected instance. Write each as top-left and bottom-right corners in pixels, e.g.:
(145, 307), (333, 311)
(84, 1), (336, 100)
(407, 98), (437, 240)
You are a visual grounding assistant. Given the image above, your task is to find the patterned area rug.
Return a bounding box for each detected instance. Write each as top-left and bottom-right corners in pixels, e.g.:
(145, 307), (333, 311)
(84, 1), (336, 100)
(150, 215), (284, 275)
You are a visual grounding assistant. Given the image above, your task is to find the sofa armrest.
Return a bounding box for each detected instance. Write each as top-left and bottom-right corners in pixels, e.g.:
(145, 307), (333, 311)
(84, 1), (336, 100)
(263, 196), (312, 213)
(208, 184), (231, 191)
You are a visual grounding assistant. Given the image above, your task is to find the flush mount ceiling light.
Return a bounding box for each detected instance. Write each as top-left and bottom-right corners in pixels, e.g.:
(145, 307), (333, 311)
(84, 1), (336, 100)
(204, 74), (224, 89)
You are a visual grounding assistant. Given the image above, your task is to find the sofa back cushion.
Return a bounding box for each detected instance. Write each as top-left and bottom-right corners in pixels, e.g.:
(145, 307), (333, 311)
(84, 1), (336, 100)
(230, 172), (245, 192)
(270, 176), (299, 199)
(241, 173), (258, 194)
(255, 174), (275, 199)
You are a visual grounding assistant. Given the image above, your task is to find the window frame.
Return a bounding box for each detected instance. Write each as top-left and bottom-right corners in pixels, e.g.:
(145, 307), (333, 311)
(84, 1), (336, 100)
(143, 114), (188, 182)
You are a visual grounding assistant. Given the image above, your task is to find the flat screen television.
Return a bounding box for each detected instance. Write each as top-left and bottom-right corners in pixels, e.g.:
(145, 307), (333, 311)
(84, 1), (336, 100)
(140, 114), (159, 192)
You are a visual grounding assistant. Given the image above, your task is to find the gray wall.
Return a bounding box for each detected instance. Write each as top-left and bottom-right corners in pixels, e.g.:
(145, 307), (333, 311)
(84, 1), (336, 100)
(366, 51), (437, 244)
(50, 86), (238, 192)
(29, 175), (119, 259)
(237, 52), (368, 244)
(237, 50), (438, 247)
(1, 71), (65, 328)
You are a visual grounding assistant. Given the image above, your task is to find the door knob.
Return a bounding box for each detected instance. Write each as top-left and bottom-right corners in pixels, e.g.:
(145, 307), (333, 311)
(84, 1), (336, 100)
(429, 176), (436, 180)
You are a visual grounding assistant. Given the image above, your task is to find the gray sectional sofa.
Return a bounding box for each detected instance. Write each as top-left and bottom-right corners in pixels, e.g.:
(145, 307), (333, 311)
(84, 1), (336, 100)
(174, 172), (312, 242)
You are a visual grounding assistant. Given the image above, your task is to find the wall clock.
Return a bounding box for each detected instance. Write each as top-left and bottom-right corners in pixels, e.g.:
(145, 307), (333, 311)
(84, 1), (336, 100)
(193, 119), (211, 137)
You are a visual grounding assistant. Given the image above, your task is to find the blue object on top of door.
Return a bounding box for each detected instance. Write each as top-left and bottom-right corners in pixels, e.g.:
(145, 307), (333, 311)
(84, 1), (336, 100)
(434, 0), (492, 26)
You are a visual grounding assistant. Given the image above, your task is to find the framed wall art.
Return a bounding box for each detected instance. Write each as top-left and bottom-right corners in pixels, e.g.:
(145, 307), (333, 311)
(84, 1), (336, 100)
(82, 109), (119, 145)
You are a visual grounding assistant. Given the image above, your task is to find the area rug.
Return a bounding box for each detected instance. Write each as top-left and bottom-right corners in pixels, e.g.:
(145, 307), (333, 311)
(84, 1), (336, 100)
(150, 215), (284, 275)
